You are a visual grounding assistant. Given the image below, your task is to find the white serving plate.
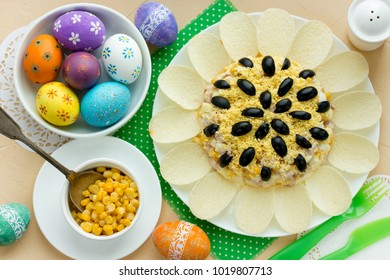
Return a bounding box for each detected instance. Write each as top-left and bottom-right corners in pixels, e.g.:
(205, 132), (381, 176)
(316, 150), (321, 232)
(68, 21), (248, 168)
(152, 13), (379, 237)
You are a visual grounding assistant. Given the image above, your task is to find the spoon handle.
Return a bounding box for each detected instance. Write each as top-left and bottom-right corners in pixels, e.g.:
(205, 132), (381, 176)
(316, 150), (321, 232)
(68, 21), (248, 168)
(0, 107), (74, 179)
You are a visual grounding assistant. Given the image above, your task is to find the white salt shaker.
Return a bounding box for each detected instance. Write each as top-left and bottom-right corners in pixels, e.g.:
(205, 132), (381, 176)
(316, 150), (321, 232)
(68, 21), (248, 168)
(348, 0), (390, 51)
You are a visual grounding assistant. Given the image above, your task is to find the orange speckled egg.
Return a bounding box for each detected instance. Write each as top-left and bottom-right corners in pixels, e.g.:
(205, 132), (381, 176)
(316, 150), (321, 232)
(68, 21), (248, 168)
(152, 220), (210, 260)
(36, 81), (79, 126)
(23, 34), (62, 84)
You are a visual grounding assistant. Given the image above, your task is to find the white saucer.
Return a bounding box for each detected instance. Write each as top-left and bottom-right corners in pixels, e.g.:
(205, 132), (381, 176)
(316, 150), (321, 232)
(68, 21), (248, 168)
(33, 136), (162, 260)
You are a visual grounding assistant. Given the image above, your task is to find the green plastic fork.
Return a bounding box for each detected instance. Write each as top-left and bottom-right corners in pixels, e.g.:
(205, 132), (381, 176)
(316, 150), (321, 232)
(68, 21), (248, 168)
(269, 178), (388, 260)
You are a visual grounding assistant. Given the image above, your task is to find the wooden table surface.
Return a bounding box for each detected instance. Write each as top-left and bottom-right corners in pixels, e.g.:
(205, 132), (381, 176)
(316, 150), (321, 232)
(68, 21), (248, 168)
(0, 0), (389, 260)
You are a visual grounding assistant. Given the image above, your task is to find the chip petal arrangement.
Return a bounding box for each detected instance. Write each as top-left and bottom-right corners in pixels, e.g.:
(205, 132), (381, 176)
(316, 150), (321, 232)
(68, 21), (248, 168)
(149, 9), (381, 235)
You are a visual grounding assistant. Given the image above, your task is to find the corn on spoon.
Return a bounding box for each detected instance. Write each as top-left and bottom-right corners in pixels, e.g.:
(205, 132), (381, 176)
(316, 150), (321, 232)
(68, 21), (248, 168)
(319, 216), (390, 260)
(0, 106), (104, 212)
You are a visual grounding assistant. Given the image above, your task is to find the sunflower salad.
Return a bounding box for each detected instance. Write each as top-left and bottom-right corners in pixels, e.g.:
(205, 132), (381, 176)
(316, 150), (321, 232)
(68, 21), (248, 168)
(149, 9), (381, 235)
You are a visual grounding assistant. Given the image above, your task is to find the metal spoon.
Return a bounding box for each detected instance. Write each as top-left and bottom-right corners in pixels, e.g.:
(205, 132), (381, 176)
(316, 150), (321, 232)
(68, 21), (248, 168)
(0, 106), (104, 212)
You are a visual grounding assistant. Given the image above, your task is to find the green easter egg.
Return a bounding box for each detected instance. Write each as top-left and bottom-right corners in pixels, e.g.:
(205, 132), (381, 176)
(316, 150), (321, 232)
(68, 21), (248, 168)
(0, 203), (31, 246)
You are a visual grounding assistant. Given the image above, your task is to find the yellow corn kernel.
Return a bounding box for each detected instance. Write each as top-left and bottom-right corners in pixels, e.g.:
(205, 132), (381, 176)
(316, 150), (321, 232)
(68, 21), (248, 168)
(90, 194), (98, 202)
(96, 190), (107, 201)
(122, 200), (129, 208)
(120, 218), (131, 226)
(104, 215), (114, 225)
(88, 184), (99, 194)
(112, 222), (118, 230)
(126, 212), (135, 221)
(103, 224), (114, 235)
(115, 201), (123, 207)
(126, 204), (136, 213)
(112, 172), (121, 181)
(110, 192), (119, 203)
(120, 180), (130, 188)
(103, 170), (114, 178)
(71, 210), (77, 219)
(82, 190), (91, 197)
(107, 202), (116, 213)
(86, 202), (94, 211)
(80, 198), (90, 207)
(95, 202), (105, 214)
(102, 196), (110, 205)
(98, 220), (106, 227)
(114, 187), (124, 196)
(92, 224), (103, 236)
(80, 222), (93, 233)
(103, 183), (113, 193)
(125, 187), (135, 196)
(111, 168), (120, 174)
(99, 212), (108, 220)
(96, 167), (106, 173)
(116, 224), (125, 232)
(130, 182), (138, 191)
(91, 211), (99, 222)
(130, 199), (140, 209)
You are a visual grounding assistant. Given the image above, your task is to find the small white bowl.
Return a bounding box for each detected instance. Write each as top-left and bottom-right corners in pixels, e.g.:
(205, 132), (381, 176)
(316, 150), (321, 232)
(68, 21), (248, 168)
(13, 3), (151, 138)
(61, 158), (143, 241)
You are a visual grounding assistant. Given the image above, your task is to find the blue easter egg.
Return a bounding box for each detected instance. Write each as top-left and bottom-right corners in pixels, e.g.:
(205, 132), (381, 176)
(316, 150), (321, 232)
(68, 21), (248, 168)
(0, 203), (30, 246)
(134, 2), (178, 47)
(81, 81), (131, 127)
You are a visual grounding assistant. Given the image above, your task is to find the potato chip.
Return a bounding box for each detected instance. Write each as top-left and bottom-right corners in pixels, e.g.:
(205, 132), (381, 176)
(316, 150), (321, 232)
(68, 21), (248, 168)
(305, 166), (352, 216)
(188, 172), (240, 220)
(274, 184), (312, 234)
(256, 8), (295, 57)
(160, 143), (212, 185)
(235, 186), (275, 234)
(220, 11), (258, 61)
(287, 21), (333, 69)
(158, 65), (205, 110)
(315, 51), (369, 93)
(187, 33), (232, 82)
(327, 132), (379, 174)
(333, 91), (381, 130)
(149, 106), (200, 143)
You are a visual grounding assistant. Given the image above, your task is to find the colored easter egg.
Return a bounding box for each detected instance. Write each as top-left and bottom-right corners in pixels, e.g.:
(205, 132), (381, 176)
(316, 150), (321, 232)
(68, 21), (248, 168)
(0, 203), (30, 246)
(134, 2), (178, 47)
(62, 51), (101, 90)
(36, 81), (80, 126)
(52, 11), (106, 52)
(152, 220), (210, 260)
(101, 33), (143, 84)
(23, 34), (62, 84)
(80, 81), (131, 127)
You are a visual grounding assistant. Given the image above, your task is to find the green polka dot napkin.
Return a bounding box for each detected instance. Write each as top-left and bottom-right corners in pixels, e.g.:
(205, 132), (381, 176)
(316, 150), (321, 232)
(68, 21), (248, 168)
(114, 0), (276, 260)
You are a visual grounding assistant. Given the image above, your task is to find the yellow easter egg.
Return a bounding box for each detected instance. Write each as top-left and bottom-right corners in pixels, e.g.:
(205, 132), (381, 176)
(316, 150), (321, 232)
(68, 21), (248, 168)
(152, 220), (210, 260)
(36, 81), (80, 126)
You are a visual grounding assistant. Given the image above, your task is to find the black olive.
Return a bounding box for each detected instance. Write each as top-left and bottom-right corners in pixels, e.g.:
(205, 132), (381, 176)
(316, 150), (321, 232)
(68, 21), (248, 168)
(231, 121), (253, 136)
(271, 119), (290, 135)
(289, 111), (312, 120)
(274, 98), (292, 113)
(295, 134), (312, 149)
(317, 101), (331, 113)
(211, 96), (230, 109)
(203, 124), (219, 137)
(299, 69), (316, 79)
(237, 79), (256, 96)
(219, 152), (233, 168)
(260, 90), (272, 109)
(262, 56), (275, 76)
(238, 57), (254, 68)
(214, 79), (230, 89)
(281, 58), (291, 70)
(255, 122), (270, 140)
(309, 127), (329, 140)
(242, 107), (264, 117)
(271, 136), (288, 157)
(278, 77), (294, 97)
(295, 154), (307, 172)
(239, 147), (255, 167)
(261, 166), (272, 181)
(297, 86), (318, 101)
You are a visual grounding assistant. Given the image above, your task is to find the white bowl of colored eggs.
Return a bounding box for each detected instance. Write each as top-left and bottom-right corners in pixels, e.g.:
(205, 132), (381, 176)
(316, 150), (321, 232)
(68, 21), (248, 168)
(13, 3), (151, 139)
(61, 158), (143, 241)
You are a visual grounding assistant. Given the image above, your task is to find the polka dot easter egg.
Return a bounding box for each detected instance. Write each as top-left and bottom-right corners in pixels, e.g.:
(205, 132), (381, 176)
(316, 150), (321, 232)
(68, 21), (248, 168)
(0, 203), (30, 246)
(101, 33), (143, 84)
(135, 2), (178, 47)
(52, 11), (106, 52)
(152, 220), (210, 260)
(23, 34), (62, 84)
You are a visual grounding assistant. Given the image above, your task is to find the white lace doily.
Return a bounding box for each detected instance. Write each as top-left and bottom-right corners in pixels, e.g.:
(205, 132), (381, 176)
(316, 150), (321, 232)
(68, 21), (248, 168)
(299, 175), (390, 260)
(0, 27), (70, 153)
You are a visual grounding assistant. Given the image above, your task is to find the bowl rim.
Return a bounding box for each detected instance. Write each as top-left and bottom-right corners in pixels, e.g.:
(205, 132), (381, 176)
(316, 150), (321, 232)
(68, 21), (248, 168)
(61, 157), (144, 241)
(13, 2), (151, 139)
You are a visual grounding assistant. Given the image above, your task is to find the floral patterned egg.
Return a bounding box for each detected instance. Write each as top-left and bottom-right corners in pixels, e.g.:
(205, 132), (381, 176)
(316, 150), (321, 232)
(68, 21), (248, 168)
(101, 33), (143, 84)
(23, 34), (62, 84)
(0, 203), (30, 246)
(36, 81), (80, 126)
(135, 2), (178, 47)
(152, 220), (210, 260)
(52, 11), (106, 52)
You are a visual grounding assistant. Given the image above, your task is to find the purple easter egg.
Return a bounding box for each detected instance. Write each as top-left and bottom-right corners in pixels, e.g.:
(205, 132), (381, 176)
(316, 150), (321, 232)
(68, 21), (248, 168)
(53, 11), (106, 52)
(62, 51), (101, 90)
(134, 2), (178, 47)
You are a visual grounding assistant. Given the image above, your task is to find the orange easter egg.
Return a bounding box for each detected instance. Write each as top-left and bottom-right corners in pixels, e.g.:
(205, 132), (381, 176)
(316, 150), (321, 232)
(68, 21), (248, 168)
(152, 220), (210, 260)
(23, 34), (62, 84)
